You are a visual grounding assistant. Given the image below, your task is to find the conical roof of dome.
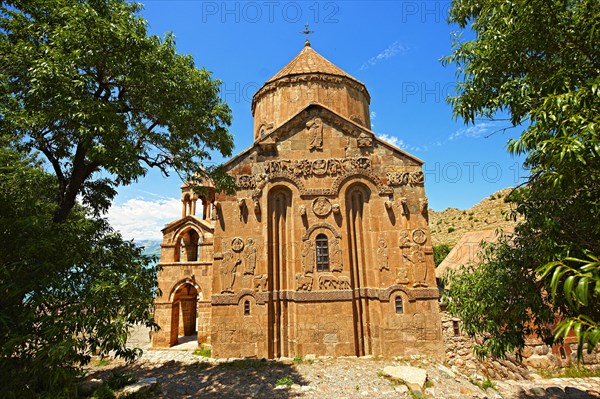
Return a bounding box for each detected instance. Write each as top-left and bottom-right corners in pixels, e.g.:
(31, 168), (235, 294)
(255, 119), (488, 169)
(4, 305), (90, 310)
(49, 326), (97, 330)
(263, 43), (366, 88)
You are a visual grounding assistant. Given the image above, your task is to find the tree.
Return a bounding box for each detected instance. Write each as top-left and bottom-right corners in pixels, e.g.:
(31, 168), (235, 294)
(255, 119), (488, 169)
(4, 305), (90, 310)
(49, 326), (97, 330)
(0, 0), (234, 222)
(443, 0), (600, 358)
(433, 244), (452, 267)
(0, 144), (157, 397)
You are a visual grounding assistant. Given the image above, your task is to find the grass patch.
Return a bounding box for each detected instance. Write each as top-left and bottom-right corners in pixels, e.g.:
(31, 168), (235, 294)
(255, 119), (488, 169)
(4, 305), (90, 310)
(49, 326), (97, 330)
(292, 356), (303, 364)
(275, 376), (294, 387)
(470, 377), (496, 390)
(540, 366), (600, 379)
(192, 344), (211, 358)
(88, 372), (138, 399)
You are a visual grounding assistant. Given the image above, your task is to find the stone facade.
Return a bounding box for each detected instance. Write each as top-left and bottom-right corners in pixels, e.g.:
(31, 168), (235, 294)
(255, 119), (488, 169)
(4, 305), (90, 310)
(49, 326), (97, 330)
(152, 42), (443, 359)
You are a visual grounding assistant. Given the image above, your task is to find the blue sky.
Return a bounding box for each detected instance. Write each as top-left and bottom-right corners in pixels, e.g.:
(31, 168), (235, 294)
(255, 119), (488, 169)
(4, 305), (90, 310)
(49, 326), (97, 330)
(108, 1), (528, 240)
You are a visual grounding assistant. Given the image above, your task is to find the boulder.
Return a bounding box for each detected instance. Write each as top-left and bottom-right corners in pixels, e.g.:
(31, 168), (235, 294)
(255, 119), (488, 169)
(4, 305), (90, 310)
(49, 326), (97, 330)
(382, 365), (427, 387)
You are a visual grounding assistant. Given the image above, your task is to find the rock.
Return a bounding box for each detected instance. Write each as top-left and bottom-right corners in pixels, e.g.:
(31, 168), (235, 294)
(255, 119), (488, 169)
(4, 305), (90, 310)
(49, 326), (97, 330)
(382, 365), (427, 387)
(437, 364), (456, 378)
(305, 354), (317, 361)
(394, 385), (409, 393)
(120, 377), (158, 396)
(522, 354), (553, 369)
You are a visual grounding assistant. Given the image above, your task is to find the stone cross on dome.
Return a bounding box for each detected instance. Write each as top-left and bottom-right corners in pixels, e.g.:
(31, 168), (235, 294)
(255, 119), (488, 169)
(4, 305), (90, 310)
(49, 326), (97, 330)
(301, 23), (314, 46)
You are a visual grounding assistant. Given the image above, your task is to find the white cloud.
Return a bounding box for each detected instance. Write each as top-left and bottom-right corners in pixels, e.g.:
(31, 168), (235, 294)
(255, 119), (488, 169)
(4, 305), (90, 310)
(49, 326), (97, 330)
(370, 111), (377, 120)
(449, 122), (498, 141)
(377, 133), (403, 149)
(361, 41), (409, 70)
(107, 197), (181, 241)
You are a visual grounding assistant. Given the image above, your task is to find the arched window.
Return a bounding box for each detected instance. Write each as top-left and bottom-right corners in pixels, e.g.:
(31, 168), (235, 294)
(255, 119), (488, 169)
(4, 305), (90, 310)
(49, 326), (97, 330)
(244, 300), (250, 316)
(316, 233), (329, 272)
(395, 296), (403, 314)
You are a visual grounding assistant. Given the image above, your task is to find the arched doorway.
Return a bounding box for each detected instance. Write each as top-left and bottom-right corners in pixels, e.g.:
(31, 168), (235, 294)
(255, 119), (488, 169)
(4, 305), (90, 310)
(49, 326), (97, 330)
(170, 283), (200, 345)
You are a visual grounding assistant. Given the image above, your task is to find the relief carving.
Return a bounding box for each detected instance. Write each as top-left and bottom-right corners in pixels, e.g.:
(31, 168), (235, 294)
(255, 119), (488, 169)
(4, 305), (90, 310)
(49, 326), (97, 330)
(412, 229), (427, 245)
(357, 132), (373, 148)
(231, 237), (244, 252)
(420, 198), (429, 220)
(301, 241), (315, 274)
(312, 197), (332, 217)
(299, 205), (307, 216)
(265, 157), (371, 178)
(331, 203), (341, 215)
(318, 273), (351, 290)
(399, 230), (411, 248)
(295, 273), (313, 291)
(387, 171), (425, 186)
(243, 238), (257, 275)
(330, 238), (343, 273)
(403, 243), (428, 288)
(318, 273), (338, 290)
(254, 274), (268, 292)
(307, 117), (323, 150)
(377, 238), (389, 271)
(396, 266), (410, 285)
(220, 251), (241, 294)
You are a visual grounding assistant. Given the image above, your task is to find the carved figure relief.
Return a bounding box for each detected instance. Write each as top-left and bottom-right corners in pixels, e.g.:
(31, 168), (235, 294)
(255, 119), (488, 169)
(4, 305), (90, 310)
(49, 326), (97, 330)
(387, 171), (425, 186)
(265, 157), (371, 178)
(411, 229), (427, 245)
(377, 238), (389, 271)
(299, 205), (307, 216)
(220, 251), (241, 294)
(254, 274), (268, 292)
(301, 241), (315, 274)
(317, 273), (351, 290)
(318, 273), (338, 290)
(332, 203), (341, 215)
(312, 197), (332, 217)
(338, 275), (351, 290)
(404, 243), (428, 288)
(243, 238), (257, 275)
(295, 273), (313, 291)
(357, 132), (373, 147)
(330, 238), (343, 273)
(399, 230), (411, 248)
(399, 197), (408, 216)
(307, 117), (323, 150)
(231, 237), (244, 252)
(396, 266), (410, 285)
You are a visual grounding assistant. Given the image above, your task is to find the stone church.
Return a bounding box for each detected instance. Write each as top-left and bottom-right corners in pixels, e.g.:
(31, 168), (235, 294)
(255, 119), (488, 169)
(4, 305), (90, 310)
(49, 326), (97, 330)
(152, 40), (443, 359)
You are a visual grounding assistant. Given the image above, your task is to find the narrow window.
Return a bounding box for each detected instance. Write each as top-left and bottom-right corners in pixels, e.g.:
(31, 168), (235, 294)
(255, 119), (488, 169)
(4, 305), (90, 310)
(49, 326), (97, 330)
(315, 234), (329, 272)
(453, 320), (460, 336)
(244, 300), (250, 316)
(559, 346), (566, 359)
(395, 297), (403, 314)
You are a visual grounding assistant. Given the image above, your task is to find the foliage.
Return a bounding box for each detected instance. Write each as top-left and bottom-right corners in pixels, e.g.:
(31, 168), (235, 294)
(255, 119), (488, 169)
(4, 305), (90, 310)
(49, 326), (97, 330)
(0, 0), (234, 222)
(193, 344), (212, 358)
(0, 146), (157, 397)
(433, 244), (452, 267)
(539, 365), (600, 379)
(275, 376), (295, 387)
(443, 0), (600, 358)
(470, 377), (496, 391)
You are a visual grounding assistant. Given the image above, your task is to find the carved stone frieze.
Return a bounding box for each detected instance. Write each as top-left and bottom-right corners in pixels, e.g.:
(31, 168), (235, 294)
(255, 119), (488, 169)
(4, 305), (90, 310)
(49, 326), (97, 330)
(295, 273), (313, 291)
(387, 171), (425, 186)
(265, 156), (371, 178)
(243, 238), (257, 275)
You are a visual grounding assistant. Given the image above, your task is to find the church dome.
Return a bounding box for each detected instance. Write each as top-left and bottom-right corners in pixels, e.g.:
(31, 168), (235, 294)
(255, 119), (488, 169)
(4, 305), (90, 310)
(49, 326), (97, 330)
(251, 43), (371, 141)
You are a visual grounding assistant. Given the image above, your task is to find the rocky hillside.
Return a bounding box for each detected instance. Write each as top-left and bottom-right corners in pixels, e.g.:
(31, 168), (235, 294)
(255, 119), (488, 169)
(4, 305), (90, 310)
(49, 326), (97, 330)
(429, 188), (519, 246)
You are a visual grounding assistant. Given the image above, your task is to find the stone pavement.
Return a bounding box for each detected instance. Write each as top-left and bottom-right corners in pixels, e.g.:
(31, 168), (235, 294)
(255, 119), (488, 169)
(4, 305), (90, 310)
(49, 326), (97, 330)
(91, 341), (600, 399)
